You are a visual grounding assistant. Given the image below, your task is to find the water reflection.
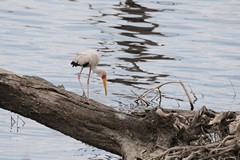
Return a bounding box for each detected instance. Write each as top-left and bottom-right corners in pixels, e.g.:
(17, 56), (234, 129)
(113, 0), (162, 54)
(106, 0), (175, 87)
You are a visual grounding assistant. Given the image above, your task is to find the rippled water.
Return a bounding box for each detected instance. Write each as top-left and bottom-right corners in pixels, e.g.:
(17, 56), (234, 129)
(0, 0), (240, 159)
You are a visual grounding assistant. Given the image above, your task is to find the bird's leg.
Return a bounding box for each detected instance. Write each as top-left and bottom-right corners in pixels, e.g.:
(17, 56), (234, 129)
(87, 67), (92, 100)
(80, 67), (92, 105)
(77, 66), (86, 97)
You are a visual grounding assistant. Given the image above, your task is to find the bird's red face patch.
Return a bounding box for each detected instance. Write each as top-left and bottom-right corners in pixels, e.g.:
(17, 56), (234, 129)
(102, 75), (106, 79)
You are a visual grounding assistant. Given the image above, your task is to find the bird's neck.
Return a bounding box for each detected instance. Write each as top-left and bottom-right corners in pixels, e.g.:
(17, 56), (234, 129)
(92, 67), (103, 76)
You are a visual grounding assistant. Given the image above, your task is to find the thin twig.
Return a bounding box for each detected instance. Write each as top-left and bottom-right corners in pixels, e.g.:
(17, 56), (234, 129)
(217, 135), (235, 148)
(139, 81), (179, 98)
(179, 80), (194, 110)
(157, 88), (162, 107)
(131, 90), (150, 107)
(229, 78), (237, 100)
(134, 81), (194, 110)
(189, 85), (198, 104)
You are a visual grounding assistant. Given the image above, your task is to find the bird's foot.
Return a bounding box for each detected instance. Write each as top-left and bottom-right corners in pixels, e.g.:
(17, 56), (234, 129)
(82, 91), (87, 98)
(81, 97), (90, 105)
(81, 92), (91, 105)
(83, 99), (90, 105)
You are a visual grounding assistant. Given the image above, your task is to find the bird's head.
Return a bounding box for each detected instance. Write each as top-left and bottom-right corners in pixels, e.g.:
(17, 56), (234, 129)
(94, 69), (107, 96)
(101, 71), (107, 96)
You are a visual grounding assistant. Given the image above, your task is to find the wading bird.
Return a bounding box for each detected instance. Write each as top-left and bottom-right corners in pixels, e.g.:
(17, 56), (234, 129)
(71, 50), (107, 99)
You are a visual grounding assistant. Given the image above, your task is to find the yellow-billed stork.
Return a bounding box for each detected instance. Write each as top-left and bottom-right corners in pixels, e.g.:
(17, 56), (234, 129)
(71, 50), (107, 99)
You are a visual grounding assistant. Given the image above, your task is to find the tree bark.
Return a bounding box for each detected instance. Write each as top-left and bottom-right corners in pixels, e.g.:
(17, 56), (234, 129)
(0, 68), (177, 159)
(0, 68), (239, 160)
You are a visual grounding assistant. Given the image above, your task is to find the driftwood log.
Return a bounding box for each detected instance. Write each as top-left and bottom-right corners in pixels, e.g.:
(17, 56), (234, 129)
(0, 68), (239, 160)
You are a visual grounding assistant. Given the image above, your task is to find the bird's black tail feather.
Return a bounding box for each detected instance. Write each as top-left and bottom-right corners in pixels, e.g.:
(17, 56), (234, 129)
(71, 61), (79, 67)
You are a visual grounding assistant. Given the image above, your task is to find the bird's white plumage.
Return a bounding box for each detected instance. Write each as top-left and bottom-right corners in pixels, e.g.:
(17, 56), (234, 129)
(72, 50), (100, 68)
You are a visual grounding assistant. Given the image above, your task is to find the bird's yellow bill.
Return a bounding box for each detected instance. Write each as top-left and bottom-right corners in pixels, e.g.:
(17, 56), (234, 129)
(102, 77), (107, 96)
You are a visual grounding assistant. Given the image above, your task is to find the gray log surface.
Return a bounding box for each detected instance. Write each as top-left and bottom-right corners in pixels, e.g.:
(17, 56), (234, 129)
(0, 68), (178, 159)
(1, 68), (239, 160)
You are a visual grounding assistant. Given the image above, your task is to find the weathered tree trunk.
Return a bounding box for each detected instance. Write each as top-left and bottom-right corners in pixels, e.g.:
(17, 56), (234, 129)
(0, 68), (176, 159)
(0, 68), (240, 160)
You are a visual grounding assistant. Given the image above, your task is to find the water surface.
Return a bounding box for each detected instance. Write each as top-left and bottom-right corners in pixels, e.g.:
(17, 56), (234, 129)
(0, 0), (239, 159)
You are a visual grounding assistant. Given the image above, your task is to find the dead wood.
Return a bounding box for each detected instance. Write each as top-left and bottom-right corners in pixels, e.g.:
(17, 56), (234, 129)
(0, 68), (240, 160)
